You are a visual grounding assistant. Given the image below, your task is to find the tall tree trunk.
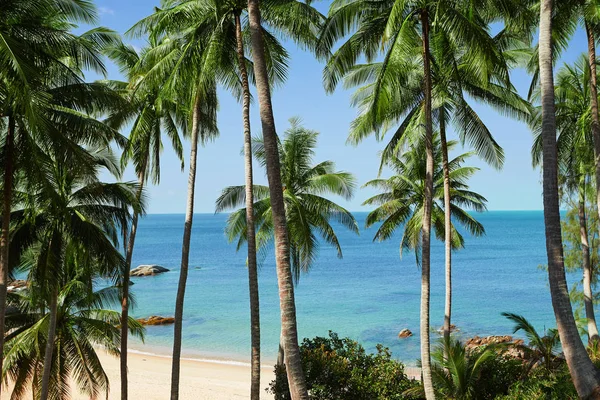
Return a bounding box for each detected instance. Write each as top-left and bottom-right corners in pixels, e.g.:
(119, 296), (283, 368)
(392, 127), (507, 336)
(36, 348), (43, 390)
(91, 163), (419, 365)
(420, 9), (436, 400)
(170, 93), (201, 400)
(540, 1), (600, 397)
(0, 115), (14, 397)
(121, 170), (145, 400)
(235, 13), (261, 400)
(585, 21), (600, 263)
(247, 1), (309, 398)
(40, 288), (59, 400)
(277, 330), (285, 366)
(440, 113), (453, 346)
(579, 166), (599, 343)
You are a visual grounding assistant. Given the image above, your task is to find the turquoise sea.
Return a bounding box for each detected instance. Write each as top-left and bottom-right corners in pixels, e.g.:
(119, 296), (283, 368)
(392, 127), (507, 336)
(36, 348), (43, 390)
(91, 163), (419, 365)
(126, 211), (566, 366)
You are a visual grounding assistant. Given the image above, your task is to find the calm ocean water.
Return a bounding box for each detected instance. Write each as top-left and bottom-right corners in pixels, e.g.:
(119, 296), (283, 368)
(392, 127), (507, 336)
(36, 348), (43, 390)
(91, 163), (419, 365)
(126, 211), (566, 366)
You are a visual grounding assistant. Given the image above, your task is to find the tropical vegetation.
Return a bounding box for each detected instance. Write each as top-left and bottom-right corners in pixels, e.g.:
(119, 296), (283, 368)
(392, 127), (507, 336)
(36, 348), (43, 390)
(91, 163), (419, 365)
(3, 0), (600, 399)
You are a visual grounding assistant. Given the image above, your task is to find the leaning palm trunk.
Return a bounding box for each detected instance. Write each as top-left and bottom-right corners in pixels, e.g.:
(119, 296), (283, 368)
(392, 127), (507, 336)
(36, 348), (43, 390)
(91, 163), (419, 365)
(539, 1), (600, 397)
(234, 13), (261, 400)
(170, 93), (201, 400)
(420, 10), (436, 400)
(0, 115), (14, 397)
(121, 170), (145, 400)
(247, 0), (309, 398)
(578, 166), (599, 342)
(40, 288), (59, 400)
(440, 117), (452, 346)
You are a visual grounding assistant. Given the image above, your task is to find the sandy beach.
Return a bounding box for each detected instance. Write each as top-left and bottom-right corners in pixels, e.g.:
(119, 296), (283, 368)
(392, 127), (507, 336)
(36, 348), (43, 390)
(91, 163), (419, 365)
(2, 351), (275, 400)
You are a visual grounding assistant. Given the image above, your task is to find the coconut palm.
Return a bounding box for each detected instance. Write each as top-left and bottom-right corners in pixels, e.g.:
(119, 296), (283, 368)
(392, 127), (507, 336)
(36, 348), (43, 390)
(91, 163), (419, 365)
(216, 119), (358, 365)
(363, 135), (486, 268)
(317, 3), (516, 395)
(133, 2), (321, 396)
(104, 41), (186, 400)
(537, 0), (600, 396)
(246, 0), (327, 395)
(532, 54), (600, 344)
(128, 8), (225, 397)
(3, 270), (144, 400)
(429, 337), (502, 399)
(7, 145), (143, 400)
(0, 3), (121, 389)
(502, 312), (561, 372)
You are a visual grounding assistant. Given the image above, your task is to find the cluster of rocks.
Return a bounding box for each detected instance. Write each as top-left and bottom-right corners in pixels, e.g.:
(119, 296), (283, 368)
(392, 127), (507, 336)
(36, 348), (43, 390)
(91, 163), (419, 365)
(130, 265), (169, 277)
(136, 316), (175, 326)
(465, 335), (524, 350)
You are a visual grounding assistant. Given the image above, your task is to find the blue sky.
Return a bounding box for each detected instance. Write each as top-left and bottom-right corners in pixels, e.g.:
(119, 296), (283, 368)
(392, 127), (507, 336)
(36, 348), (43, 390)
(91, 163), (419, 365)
(91, 0), (591, 213)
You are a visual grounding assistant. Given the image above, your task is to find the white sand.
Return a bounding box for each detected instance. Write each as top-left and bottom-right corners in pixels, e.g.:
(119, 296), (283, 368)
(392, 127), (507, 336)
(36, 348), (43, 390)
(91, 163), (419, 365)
(2, 350), (275, 400)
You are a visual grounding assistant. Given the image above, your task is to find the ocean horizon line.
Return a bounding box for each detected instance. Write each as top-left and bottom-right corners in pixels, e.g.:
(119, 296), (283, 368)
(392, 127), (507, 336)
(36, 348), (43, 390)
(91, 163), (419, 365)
(142, 209), (548, 215)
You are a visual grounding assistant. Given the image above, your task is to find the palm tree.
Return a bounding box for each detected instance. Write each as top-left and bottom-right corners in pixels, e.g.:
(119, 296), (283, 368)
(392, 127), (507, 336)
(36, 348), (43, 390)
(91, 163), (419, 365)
(8, 146), (142, 400)
(128, 8), (225, 398)
(429, 337), (501, 399)
(0, 2), (121, 389)
(216, 118), (358, 364)
(3, 268), (144, 400)
(317, 3), (520, 395)
(537, 0), (600, 396)
(502, 312), (562, 372)
(104, 41), (186, 400)
(246, 0), (327, 396)
(363, 134), (486, 269)
(532, 54), (600, 343)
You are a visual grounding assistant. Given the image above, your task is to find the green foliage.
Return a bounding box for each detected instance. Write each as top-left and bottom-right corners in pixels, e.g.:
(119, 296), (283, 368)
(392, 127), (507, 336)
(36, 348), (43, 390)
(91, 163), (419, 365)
(502, 312), (562, 372)
(497, 365), (578, 400)
(267, 332), (420, 400)
(431, 337), (525, 400)
(363, 134), (487, 266)
(216, 118), (358, 281)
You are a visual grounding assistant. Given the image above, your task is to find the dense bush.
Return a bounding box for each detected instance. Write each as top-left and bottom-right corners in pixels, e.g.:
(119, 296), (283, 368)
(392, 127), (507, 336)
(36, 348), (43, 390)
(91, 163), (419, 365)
(473, 350), (526, 399)
(268, 331), (421, 399)
(497, 364), (577, 400)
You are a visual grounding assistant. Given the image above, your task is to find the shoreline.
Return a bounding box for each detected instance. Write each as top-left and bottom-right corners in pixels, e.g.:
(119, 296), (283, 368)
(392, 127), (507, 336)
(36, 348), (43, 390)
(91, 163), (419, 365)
(1, 349), (277, 400)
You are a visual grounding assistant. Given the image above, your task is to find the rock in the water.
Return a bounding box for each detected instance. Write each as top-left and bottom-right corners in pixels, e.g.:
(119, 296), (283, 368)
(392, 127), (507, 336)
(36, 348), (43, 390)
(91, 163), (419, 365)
(136, 316), (175, 326)
(130, 265), (169, 277)
(438, 324), (459, 333)
(398, 329), (413, 339)
(7, 280), (27, 293)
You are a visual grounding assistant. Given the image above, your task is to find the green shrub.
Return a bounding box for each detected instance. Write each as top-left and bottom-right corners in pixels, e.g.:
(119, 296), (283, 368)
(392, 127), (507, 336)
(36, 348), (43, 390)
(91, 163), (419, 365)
(267, 331), (421, 399)
(497, 365), (577, 400)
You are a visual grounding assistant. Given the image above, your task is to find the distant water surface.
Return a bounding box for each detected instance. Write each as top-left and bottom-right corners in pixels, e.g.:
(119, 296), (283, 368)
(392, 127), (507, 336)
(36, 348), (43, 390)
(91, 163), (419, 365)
(127, 211), (564, 365)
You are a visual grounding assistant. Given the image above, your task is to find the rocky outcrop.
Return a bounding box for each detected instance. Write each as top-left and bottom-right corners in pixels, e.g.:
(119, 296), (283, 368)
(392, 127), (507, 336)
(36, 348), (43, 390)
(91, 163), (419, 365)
(7, 280), (27, 293)
(130, 265), (169, 277)
(438, 324), (459, 333)
(136, 316), (175, 326)
(398, 329), (413, 338)
(465, 335), (524, 350)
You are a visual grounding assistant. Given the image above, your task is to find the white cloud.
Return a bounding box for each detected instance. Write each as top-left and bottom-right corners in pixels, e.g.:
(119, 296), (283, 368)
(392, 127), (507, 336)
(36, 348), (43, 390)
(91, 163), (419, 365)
(98, 6), (115, 16)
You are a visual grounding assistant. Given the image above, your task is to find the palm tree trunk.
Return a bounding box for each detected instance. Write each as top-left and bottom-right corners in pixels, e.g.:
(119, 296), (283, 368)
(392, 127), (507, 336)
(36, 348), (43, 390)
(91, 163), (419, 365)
(420, 9), (436, 400)
(235, 13), (261, 400)
(579, 166), (599, 343)
(121, 171), (145, 400)
(40, 288), (59, 400)
(170, 92), (201, 400)
(247, 1), (309, 398)
(0, 115), (14, 397)
(440, 114), (452, 346)
(585, 21), (600, 264)
(277, 330), (285, 366)
(540, 1), (600, 397)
